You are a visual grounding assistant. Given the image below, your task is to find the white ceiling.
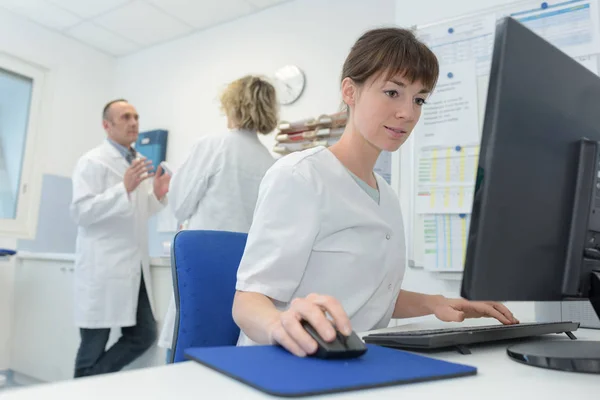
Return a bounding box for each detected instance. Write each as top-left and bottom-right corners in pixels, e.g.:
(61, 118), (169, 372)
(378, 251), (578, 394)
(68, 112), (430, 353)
(0, 0), (289, 57)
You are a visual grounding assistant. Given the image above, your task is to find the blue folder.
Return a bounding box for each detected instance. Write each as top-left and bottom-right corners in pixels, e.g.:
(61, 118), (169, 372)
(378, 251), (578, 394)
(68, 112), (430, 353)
(185, 344), (476, 397)
(135, 129), (168, 172)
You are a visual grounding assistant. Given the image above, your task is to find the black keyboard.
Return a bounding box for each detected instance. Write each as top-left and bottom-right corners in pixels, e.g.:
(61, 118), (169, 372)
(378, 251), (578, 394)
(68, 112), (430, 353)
(363, 321), (580, 354)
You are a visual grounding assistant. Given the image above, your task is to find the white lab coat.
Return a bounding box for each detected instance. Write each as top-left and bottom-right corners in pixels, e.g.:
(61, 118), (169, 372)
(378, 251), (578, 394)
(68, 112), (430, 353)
(235, 146), (406, 346)
(158, 129), (275, 348)
(71, 140), (166, 328)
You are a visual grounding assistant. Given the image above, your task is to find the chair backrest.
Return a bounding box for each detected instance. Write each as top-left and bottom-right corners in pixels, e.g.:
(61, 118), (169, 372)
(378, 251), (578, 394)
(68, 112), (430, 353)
(170, 230), (247, 363)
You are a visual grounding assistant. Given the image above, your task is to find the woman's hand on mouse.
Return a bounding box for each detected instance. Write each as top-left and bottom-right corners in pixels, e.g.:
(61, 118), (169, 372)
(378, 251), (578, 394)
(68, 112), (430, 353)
(267, 293), (352, 357)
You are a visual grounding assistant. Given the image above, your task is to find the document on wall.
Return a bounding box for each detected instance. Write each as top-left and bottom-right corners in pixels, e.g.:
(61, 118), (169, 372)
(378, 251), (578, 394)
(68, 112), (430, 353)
(501, 0), (600, 59)
(417, 15), (496, 76)
(374, 151), (392, 184)
(422, 214), (471, 271)
(416, 145), (478, 214)
(417, 0), (600, 76)
(417, 185), (475, 214)
(415, 61), (480, 149)
(575, 54), (599, 74)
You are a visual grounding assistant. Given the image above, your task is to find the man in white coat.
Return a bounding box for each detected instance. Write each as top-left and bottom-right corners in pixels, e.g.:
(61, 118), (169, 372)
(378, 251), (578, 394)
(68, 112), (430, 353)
(70, 99), (170, 377)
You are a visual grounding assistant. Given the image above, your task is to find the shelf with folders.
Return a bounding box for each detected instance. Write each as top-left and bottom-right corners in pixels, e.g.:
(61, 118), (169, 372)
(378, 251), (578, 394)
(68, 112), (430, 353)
(273, 111), (347, 155)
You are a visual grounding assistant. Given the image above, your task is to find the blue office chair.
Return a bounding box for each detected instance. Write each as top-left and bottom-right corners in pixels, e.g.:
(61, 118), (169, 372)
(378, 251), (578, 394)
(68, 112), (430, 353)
(170, 230), (247, 363)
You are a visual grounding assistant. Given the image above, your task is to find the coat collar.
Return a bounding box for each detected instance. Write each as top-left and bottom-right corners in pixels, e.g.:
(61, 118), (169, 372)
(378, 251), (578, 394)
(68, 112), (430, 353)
(103, 139), (127, 159)
(100, 140), (130, 176)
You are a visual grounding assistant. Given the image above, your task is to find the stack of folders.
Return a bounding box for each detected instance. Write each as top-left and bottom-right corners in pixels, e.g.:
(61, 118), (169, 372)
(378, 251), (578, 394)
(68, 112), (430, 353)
(273, 112), (347, 155)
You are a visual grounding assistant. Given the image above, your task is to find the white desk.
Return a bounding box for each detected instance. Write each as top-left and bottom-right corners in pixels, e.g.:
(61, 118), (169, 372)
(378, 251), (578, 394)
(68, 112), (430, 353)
(3, 322), (600, 400)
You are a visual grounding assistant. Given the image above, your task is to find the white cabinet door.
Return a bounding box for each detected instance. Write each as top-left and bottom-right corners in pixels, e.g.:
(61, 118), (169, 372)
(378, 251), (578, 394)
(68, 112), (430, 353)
(10, 259), (174, 382)
(10, 258), (79, 382)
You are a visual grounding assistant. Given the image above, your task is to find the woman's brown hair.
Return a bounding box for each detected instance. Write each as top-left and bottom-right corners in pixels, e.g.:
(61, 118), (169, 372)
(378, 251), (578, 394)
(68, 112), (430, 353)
(341, 27), (439, 108)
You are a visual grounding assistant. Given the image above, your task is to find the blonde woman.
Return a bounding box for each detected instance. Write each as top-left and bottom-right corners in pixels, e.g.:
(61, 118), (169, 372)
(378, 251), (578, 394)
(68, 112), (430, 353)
(159, 75), (278, 359)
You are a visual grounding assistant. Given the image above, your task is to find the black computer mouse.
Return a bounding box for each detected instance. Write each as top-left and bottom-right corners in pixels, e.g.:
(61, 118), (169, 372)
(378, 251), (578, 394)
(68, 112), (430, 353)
(301, 320), (368, 359)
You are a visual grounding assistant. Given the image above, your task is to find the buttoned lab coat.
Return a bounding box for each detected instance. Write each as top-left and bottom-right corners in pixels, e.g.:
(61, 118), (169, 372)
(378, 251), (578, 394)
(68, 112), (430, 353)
(158, 129), (274, 348)
(235, 147), (406, 346)
(71, 140), (166, 328)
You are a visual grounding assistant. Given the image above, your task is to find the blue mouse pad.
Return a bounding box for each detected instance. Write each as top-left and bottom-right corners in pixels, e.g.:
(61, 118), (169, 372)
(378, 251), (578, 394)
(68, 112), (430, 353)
(185, 344), (477, 397)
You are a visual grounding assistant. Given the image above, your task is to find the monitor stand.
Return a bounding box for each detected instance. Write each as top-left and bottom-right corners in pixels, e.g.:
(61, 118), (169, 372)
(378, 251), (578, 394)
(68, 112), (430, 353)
(506, 271), (600, 374)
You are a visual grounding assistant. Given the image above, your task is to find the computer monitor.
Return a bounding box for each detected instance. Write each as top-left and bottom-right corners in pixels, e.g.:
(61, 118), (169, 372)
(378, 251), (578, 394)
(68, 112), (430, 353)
(461, 17), (600, 373)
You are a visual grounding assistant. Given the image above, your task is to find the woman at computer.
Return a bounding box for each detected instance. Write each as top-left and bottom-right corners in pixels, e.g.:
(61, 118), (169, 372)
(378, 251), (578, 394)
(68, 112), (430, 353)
(232, 27), (519, 356)
(158, 75), (278, 358)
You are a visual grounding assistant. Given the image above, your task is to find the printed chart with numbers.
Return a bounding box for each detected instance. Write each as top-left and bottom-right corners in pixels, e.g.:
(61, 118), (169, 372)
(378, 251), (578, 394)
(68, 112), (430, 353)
(416, 145), (479, 214)
(423, 214), (471, 271)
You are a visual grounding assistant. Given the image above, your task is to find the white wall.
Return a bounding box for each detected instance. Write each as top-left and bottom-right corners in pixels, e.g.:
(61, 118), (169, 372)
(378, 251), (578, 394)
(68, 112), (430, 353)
(0, 7), (116, 369)
(115, 0), (396, 169)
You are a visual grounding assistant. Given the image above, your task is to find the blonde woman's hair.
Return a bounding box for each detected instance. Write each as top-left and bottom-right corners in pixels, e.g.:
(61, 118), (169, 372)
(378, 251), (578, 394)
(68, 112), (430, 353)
(220, 75), (279, 134)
